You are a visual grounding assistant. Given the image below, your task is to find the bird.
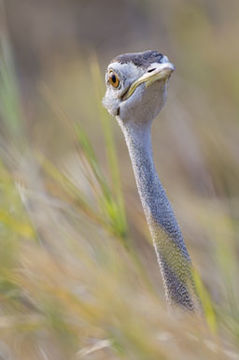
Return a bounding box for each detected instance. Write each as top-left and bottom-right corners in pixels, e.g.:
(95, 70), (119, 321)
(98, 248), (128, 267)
(102, 50), (199, 311)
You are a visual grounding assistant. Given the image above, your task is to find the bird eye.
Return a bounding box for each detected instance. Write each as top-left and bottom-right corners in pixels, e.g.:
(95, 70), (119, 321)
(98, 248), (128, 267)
(108, 71), (120, 88)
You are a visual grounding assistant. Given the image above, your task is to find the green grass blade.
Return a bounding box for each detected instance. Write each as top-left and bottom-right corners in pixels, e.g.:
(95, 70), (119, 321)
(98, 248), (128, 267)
(0, 31), (23, 139)
(89, 57), (128, 237)
(193, 268), (217, 334)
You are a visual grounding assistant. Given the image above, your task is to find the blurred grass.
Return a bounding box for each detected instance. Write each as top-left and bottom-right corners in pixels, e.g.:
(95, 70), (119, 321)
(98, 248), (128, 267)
(89, 57), (127, 241)
(0, 29), (23, 140)
(0, 16), (239, 360)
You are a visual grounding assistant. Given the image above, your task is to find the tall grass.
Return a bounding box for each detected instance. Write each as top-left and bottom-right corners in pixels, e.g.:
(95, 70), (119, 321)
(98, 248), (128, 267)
(0, 34), (239, 360)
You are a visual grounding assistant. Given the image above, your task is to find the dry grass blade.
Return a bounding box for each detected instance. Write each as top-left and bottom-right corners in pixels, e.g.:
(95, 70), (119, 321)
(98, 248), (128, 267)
(0, 17), (238, 359)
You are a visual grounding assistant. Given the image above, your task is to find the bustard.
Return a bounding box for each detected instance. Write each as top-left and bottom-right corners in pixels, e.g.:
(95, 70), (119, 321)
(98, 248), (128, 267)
(103, 50), (199, 311)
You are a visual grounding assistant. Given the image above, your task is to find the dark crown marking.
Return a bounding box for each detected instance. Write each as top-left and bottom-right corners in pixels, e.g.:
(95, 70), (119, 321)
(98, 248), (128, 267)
(112, 50), (164, 69)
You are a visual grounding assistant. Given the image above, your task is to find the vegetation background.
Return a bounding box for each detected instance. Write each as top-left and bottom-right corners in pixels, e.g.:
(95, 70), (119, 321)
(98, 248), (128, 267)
(0, 0), (239, 358)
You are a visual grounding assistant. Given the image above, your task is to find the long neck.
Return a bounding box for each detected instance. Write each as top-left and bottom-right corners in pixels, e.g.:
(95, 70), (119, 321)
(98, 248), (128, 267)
(121, 121), (197, 311)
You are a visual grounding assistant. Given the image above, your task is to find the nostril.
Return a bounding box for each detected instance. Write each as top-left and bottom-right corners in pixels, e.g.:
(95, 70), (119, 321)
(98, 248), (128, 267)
(147, 68), (156, 73)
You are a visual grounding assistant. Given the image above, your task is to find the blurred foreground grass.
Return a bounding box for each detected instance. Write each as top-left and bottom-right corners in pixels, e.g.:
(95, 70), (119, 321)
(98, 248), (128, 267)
(0, 36), (239, 360)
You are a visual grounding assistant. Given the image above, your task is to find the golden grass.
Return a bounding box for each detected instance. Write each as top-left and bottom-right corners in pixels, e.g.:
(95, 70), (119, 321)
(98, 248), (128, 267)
(0, 30), (239, 359)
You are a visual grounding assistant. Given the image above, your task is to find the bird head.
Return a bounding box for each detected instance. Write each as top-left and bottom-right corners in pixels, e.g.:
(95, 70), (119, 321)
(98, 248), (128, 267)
(103, 50), (175, 126)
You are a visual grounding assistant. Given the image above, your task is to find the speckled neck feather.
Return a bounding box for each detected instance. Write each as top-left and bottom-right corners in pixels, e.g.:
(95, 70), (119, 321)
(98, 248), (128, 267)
(120, 120), (197, 311)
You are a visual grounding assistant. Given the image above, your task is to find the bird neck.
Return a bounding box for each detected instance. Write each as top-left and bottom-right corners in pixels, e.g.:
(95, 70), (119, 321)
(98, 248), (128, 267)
(120, 120), (198, 311)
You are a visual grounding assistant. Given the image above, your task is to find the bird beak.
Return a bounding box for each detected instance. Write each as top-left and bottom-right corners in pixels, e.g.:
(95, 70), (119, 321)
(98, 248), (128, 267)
(122, 62), (175, 101)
